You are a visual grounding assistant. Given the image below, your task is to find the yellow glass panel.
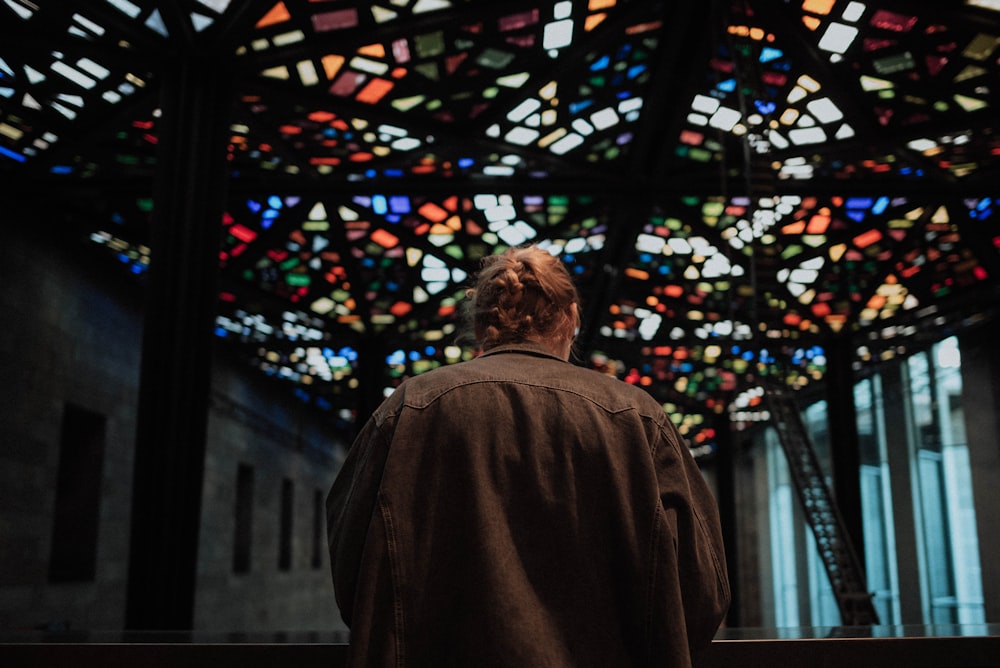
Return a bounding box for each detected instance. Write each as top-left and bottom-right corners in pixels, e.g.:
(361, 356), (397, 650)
(860, 75), (893, 91)
(954, 94), (988, 111)
(261, 65), (290, 80)
(963, 33), (1000, 60)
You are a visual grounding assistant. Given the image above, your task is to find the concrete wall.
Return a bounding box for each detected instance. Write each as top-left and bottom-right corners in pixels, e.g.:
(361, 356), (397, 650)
(195, 361), (347, 633)
(0, 225), (140, 631)
(0, 224), (347, 634)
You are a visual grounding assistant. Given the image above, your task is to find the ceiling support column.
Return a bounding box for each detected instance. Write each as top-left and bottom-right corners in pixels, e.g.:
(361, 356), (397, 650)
(958, 326), (1000, 622)
(124, 53), (233, 630)
(825, 335), (866, 572)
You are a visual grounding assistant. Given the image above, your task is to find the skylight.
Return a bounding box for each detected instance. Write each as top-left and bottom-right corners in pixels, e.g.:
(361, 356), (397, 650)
(2, 0), (997, 438)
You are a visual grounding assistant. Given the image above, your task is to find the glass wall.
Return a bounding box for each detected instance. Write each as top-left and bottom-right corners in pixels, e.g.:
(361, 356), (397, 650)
(765, 426), (800, 628)
(854, 374), (901, 625)
(905, 338), (985, 624)
(760, 336), (984, 627)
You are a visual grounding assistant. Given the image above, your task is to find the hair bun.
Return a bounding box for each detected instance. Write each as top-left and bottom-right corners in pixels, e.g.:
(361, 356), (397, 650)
(464, 245), (580, 351)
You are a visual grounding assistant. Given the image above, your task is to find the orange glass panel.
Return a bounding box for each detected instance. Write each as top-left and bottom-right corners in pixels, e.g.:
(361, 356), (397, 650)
(389, 301), (412, 317)
(853, 229), (883, 249)
(585, 14), (607, 31)
(418, 202), (449, 222)
(322, 55), (345, 79)
(802, 0), (835, 15)
(358, 44), (386, 57)
(806, 213), (830, 234)
(663, 285), (684, 298)
(866, 295), (887, 310)
(356, 78), (394, 104)
(257, 2), (291, 28)
(370, 228), (399, 249)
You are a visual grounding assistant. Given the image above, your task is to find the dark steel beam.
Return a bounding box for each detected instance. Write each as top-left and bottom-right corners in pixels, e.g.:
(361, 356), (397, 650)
(124, 51), (234, 631)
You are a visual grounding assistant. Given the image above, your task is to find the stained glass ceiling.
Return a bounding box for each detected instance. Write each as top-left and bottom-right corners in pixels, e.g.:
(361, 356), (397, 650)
(2, 0), (999, 453)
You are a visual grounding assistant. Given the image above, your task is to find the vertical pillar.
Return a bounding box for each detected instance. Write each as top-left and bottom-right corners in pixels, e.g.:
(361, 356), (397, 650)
(125, 54), (232, 630)
(825, 336), (866, 571)
(958, 327), (1000, 622)
(881, 362), (924, 624)
(747, 435), (772, 628)
(713, 417), (739, 627)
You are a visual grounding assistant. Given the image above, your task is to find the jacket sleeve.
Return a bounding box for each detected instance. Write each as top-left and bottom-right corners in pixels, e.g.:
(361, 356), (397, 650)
(326, 413), (392, 627)
(654, 420), (731, 651)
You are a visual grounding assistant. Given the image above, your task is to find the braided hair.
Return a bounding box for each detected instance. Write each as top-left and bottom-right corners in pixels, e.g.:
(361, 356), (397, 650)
(464, 245), (580, 352)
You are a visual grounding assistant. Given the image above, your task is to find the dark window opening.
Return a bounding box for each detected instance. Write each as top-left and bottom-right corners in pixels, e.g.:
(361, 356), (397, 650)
(279, 478), (294, 571)
(233, 463), (254, 574)
(49, 403), (106, 583)
(312, 489), (323, 570)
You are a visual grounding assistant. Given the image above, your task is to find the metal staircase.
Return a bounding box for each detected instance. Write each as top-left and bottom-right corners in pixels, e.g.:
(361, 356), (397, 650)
(764, 380), (880, 626)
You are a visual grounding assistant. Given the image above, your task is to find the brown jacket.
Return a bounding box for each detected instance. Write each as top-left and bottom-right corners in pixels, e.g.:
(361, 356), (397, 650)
(327, 342), (730, 667)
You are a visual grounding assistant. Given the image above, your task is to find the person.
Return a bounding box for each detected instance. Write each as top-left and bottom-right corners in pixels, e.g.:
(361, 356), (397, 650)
(327, 244), (730, 667)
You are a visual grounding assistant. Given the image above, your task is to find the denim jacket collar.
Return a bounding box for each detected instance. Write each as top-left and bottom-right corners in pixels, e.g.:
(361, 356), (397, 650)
(478, 340), (565, 362)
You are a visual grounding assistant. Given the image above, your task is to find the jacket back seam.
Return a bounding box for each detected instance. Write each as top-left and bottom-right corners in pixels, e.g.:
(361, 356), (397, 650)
(645, 501), (663, 663)
(378, 494), (406, 668)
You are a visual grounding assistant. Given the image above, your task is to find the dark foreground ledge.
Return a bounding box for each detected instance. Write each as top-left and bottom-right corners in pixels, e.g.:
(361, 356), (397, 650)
(2, 625), (998, 668)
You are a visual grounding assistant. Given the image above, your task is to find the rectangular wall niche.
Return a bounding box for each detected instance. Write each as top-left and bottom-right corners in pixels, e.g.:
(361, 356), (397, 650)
(49, 403), (107, 583)
(312, 489), (323, 570)
(279, 478), (294, 571)
(233, 463), (254, 574)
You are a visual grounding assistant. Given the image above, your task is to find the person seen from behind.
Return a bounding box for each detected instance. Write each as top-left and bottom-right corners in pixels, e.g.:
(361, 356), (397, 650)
(327, 243), (730, 667)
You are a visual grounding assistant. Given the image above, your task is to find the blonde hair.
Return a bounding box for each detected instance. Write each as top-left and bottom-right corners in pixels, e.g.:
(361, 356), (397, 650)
(465, 245), (580, 351)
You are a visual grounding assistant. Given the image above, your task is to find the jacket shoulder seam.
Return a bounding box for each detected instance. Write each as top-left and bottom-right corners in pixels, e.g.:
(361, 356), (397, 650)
(399, 377), (664, 418)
